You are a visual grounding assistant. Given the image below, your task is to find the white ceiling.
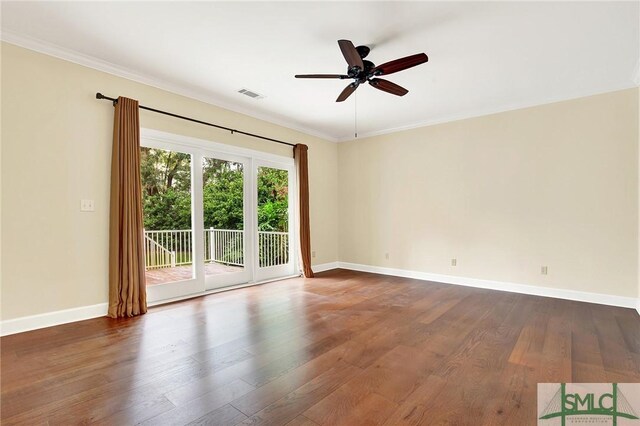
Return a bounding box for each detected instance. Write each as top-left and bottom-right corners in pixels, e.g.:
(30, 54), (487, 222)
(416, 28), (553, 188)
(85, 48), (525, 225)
(2, 1), (639, 141)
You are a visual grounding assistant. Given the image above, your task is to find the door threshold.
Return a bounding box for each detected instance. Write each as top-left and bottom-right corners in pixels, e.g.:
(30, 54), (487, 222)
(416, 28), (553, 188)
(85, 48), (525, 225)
(147, 273), (303, 308)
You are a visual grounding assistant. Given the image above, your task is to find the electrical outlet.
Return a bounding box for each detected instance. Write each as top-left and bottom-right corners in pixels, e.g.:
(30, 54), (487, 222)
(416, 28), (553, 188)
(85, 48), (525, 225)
(312, 251), (316, 258)
(451, 258), (457, 267)
(385, 253), (389, 260)
(80, 199), (95, 212)
(541, 266), (548, 275)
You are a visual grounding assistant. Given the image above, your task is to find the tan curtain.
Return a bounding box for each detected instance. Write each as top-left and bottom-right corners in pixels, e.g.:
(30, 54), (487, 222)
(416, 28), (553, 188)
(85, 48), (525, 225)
(294, 144), (314, 278)
(108, 97), (147, 318)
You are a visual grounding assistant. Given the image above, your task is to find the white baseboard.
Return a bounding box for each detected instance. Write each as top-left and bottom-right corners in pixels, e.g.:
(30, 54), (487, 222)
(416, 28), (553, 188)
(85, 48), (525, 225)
(2, 262), (637, 336)
(337, 262), (639, 311)
(1, 274), (305, 336)
(312, 261), (340, 274)
(1, 303), (108, 336)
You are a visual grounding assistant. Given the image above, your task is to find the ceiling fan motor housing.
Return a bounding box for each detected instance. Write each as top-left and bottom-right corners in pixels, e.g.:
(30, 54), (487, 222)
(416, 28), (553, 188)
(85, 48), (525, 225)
(347, 59), (376, 82)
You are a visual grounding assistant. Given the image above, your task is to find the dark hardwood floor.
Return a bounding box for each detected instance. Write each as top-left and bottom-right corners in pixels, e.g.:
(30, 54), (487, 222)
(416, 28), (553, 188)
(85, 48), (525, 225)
(2, 269), (639, 425)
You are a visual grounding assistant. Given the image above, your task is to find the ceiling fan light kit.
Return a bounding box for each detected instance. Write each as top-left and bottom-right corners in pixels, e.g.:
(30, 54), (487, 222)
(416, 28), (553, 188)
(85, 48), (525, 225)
(295, 39), (428, 102)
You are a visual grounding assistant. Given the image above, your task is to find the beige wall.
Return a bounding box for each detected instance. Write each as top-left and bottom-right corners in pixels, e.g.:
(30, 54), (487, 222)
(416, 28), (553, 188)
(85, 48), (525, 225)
(1, 43), (339, 320)
(2, 41), (639, 322)
(339, 88), (639, 298)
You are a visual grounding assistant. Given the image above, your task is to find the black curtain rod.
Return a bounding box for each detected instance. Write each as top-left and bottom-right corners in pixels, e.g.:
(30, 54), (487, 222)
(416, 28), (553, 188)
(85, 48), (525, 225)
(95, 93), (296, 148)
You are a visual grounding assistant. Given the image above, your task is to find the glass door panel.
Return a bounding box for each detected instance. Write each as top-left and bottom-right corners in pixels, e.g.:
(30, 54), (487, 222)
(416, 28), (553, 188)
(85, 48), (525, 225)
(140, 146), (201, 301)
(202, 155), (250, 289)
(255, 163), (295, 281)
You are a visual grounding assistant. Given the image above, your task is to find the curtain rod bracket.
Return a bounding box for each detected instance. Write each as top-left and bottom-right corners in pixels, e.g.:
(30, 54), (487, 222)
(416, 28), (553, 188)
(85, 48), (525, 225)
(96, 92), (118, 106)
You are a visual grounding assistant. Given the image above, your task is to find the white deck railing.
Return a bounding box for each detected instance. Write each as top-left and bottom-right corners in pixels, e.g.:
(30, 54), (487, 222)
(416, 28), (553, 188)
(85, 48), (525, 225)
(144, 229), (289, 269)
(145, 230), (193, 267)
(258, 231), (289, 268)
(144, 235), (175, 269)
(205, 228), (244, 266)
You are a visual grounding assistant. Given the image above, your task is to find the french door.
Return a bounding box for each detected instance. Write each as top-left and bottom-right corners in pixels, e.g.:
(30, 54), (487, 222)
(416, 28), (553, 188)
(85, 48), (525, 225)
(140, 129), (297, 303)
(254, 160), (296, 282)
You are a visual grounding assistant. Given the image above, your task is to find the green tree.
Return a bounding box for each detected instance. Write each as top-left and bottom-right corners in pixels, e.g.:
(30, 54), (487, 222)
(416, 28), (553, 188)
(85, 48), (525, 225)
(141, 147), (191, 230)
(140, 148), (289, 232)
(257, 167), (288, 232)
(203, 159), (244, 230)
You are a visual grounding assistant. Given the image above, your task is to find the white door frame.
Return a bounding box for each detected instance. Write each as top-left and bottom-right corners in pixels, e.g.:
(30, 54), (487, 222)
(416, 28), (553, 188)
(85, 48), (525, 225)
(253, 159), (298, 282)
(140, 128), (298, 303)
(200, 149), (252, 291)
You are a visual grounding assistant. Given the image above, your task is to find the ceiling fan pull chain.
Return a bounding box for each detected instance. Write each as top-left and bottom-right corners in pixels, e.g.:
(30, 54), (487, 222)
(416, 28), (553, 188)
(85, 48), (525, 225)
(354, 90), (358, 138)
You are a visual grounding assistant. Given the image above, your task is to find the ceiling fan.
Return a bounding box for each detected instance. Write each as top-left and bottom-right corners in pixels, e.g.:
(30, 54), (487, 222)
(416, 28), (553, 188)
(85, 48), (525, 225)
(295, 40), (428, 102)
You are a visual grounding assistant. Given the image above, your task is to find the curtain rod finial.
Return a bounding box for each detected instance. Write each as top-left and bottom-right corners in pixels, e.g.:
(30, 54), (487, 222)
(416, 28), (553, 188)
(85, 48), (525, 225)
(96, 92), (103, 99)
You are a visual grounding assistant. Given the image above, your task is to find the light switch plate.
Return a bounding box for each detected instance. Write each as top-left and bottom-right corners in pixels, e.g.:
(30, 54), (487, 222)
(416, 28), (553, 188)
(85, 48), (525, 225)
(80, 199), (95, 212)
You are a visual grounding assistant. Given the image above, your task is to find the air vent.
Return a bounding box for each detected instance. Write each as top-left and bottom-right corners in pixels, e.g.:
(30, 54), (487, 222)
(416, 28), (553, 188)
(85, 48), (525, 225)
(238, 88), (264, 100)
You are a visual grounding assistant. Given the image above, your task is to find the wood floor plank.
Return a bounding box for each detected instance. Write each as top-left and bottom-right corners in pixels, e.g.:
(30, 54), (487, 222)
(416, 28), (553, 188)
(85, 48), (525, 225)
(507, 298), (550, 367)
(310, 343), (440, 415)
(186, 404), (248, 426)
(284, 415), (319, 426)
(570, 301), (606, 380)
(381, 374), (449, 425)
(89, 395), (176, 426)
(615, 314), (640, 353)
(141, 379), (255, 425)
(537, 302), (573, 383)
(2, 269), (638, 425)
(237, 362), (361, 426)
(230, 344), (355, 416)
(239, 329), (355, 388)
(305, 390), (397, 426)
(591, 304), (640, 377)
(6, 355), (207, 425)
(479, 364), (536, 426)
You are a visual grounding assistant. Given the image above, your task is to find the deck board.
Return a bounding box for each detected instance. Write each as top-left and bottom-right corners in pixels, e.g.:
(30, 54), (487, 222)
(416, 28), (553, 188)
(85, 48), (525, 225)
(145, 262), (243, 285)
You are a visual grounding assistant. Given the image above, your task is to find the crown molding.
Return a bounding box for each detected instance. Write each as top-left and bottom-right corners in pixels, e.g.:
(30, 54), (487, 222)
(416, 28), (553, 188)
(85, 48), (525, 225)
(336, 83), (640, 142)
(0, 30), (340, 143)
(2, 30), (637, 145)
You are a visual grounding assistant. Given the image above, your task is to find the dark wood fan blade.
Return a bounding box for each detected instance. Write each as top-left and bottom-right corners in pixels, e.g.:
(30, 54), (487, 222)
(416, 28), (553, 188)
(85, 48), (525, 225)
(295, 74), (349, 79)
(338, 40), (364, 70)
(371, 53), (428, 76)
(369, 78), (409, 96)
(336, 82), (358, 102)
